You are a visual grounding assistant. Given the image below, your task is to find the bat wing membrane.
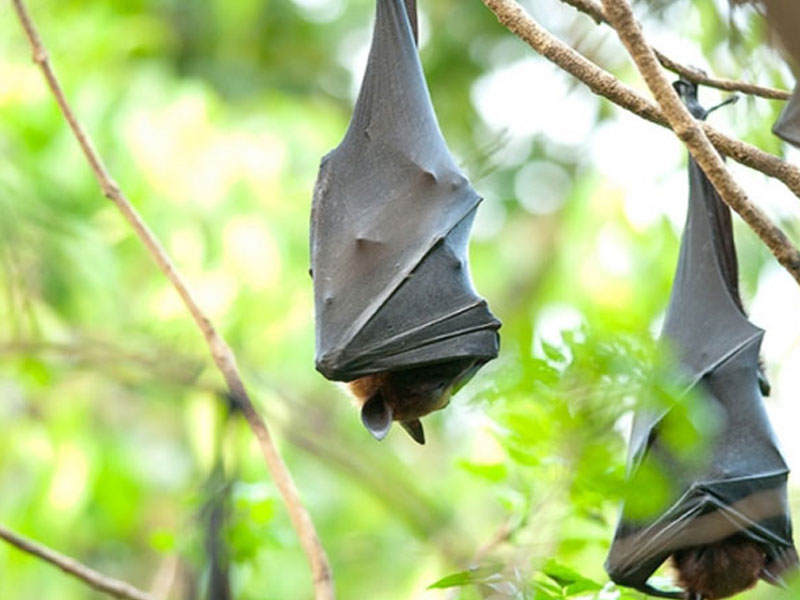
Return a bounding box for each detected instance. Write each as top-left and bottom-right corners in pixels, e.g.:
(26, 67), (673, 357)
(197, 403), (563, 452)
(606, 146), (797, 593)
(311, 0), (499, 380)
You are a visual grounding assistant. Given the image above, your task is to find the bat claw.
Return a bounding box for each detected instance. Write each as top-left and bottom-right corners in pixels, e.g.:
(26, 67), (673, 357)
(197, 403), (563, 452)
(400, 419), (425, 445)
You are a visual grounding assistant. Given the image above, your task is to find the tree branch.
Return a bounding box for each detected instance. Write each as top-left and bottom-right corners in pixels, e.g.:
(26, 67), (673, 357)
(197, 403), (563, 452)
(561, 0), (792, 100)
(599, 0), (800, 285)
(9, 1), (334, 598)
(0, 524), (153, 600)
(478, 0), (800, 286)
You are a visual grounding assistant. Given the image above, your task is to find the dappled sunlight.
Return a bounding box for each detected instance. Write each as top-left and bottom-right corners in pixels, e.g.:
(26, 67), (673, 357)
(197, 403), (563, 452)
(222, 217), (282, 291)
(124, 89), (286, 210)
(47, 442), (91, 516)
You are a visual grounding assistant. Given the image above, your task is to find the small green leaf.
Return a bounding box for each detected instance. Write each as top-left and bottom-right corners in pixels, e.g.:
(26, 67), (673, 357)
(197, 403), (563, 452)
(149, 529), (175, 553)
(457, 459), (508, 482)
(540, 340), (567, 363)
(427, 567), (499, 590)
(541, 559), (602, 593)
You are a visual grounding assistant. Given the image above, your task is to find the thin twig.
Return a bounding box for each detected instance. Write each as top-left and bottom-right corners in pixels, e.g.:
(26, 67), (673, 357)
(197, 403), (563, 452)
(653, 51), (791, 100)
(0, 524), (153, 600)
(599, 0), (800, 285)
(478, 0), (800, 286)
(9, 1), (334, 598)
(560, 0), (792, 100)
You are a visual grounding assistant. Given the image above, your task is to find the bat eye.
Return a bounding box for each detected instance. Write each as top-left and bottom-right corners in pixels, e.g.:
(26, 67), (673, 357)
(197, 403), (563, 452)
(361, 391), (393, 441)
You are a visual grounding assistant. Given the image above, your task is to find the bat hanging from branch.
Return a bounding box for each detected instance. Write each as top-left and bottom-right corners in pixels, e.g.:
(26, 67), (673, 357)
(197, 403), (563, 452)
(310, 0), (500, 444)
(605, 80), (798, 599)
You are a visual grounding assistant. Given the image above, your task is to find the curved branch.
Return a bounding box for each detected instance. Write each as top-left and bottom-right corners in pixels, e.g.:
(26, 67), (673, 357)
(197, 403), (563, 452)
(599, 0), (800, 285)
(9, 1), (334, 598)
(0, 524), (153, 600)
(560, 0), (792, 100)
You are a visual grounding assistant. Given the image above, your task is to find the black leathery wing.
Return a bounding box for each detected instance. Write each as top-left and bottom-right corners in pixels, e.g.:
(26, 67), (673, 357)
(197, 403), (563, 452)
(310, 0), (500, 382)
(605, 83), (798, 598)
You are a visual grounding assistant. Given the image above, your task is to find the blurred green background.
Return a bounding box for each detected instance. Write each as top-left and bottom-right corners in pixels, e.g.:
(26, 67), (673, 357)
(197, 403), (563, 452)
(1, 0), (799, 598)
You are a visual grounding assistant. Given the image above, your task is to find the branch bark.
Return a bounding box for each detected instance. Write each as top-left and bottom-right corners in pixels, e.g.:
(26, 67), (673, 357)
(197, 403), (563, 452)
(0, 524), (153, 600)
(9, 1), (334, 598)
(479, 0), (800, 286)
(599, 0), (800, 285)
(561, 0), (792, 100)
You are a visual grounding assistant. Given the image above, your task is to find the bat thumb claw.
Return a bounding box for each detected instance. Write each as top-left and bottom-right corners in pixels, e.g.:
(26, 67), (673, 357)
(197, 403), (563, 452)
(400, 420), (425, 445)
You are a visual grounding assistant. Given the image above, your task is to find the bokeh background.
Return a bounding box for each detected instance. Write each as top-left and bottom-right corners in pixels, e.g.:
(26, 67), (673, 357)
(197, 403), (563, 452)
(1, 0), (799, 598)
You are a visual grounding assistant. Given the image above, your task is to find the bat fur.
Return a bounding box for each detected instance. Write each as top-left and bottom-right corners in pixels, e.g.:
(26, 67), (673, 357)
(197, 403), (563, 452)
(671, 536), (765, 599)
(347, 358), (476, 444)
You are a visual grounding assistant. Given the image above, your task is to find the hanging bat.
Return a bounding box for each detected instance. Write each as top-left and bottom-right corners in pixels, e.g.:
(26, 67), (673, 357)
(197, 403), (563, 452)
(605, 81), (798, 599)
(310, 0), (500, 444)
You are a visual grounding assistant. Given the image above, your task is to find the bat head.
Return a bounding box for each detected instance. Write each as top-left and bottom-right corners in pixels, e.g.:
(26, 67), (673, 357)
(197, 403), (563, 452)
(350, 358), (478, 444)
(671, 536), (765, 599)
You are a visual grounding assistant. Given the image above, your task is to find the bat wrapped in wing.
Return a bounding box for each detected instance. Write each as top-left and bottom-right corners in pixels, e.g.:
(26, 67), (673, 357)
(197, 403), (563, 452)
(310, 0), (500, 443)
(605, 82), (798, 599)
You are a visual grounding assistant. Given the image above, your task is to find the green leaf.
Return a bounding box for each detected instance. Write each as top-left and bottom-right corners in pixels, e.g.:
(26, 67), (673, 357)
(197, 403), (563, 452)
(457, 460), (508, 482)
(540, 340), (567, 363)
(541, 559), (602, 593)
(427, 567), (500, 590)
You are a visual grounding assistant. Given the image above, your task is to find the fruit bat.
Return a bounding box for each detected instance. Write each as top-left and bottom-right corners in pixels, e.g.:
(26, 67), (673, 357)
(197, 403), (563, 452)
(310, 0), (501, 443)
(605, 81), (798, 599)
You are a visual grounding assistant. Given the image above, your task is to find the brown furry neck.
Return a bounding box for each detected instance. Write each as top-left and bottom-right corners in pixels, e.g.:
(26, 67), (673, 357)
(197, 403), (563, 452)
(346, 359), (475, 422)
(671, 536), (765, 599)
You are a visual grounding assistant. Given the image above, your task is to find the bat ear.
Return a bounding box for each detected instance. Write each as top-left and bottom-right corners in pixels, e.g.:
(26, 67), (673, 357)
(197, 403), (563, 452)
(400, 419), (425, 445)
(361, 391), (393, 441)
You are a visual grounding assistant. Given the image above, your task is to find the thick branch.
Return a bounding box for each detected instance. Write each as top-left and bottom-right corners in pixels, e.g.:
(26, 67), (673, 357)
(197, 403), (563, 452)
(9, 1), (334, 598)
(0, 524), (153, 600)
(561, 0), (792, 100)
(600, 0), (800, 285)
(479, 0), (800, 285)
